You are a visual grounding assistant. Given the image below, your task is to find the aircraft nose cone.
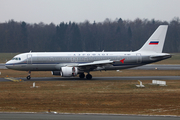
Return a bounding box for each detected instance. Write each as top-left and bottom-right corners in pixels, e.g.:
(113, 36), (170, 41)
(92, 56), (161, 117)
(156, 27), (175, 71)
(5, 61), (12, 69)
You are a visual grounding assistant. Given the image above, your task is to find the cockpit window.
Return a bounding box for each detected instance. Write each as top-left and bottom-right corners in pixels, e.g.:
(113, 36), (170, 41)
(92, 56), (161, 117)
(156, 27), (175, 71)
(12, 57), (21, 60)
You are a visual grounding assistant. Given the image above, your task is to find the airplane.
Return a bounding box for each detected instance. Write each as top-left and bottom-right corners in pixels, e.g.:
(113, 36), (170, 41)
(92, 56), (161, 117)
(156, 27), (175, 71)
(5, 25), (171, 80)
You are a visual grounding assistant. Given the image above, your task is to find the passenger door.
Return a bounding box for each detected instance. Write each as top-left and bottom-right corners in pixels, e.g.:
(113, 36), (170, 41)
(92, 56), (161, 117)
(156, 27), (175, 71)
(27, 54), (32, 64)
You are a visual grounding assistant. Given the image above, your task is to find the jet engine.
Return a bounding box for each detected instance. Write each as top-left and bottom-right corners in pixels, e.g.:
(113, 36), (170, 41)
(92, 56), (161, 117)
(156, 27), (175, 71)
(51, 71), (61, 75)
(51, 67), (78, 77)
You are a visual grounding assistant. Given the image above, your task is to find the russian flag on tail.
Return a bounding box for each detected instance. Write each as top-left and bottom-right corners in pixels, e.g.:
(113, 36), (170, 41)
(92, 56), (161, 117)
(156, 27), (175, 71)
(149, 41), (159, 45)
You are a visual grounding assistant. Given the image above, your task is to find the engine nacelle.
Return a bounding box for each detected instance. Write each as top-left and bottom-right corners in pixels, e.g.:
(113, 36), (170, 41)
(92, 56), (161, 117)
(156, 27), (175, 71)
(61, 67), (78, 77)
(51, 71), (61, 75)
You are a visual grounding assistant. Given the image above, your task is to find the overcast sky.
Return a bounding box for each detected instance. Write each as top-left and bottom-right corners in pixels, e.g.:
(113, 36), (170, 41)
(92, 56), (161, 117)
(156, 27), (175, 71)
(0, 0), (180, 24)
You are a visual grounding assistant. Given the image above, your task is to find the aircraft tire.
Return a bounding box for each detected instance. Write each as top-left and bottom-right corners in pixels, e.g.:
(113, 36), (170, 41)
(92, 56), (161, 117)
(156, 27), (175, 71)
(27, 76), (31, 80)
(86, 74), (92, 80)
(79, 73), (85, 79)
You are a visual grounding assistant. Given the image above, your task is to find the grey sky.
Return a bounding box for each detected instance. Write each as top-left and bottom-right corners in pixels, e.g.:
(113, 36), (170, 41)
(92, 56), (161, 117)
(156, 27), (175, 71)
(0, 0), (180, 24)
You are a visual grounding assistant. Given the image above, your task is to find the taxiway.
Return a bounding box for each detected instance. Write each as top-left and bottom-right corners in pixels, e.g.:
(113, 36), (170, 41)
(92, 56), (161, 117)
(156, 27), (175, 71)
(0, 113), (179, 120)
(0, 76), (180, 82)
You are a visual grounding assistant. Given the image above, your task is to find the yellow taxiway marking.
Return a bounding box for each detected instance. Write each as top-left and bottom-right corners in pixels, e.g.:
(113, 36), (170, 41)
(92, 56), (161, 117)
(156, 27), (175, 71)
(4, 77), (23, 82)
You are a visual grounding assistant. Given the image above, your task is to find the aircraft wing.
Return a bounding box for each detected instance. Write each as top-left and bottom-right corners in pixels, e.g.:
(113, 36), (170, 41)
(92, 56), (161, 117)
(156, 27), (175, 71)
(77, 60), (113, 67)
(67, 60), (113, 71)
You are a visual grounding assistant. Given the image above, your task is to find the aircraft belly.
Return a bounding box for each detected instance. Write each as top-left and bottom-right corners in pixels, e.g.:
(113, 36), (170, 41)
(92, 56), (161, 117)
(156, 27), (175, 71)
(35, 64), (57, 71)
(5, 64), (35, 71)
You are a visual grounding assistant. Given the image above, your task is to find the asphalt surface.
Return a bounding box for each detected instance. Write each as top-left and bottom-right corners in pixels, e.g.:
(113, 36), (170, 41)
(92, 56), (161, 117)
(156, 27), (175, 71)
(0, 113), (179, 120)
(131, 64), (180, 70)
(0, 63), (6, 69)
(1, 76), (180, 82)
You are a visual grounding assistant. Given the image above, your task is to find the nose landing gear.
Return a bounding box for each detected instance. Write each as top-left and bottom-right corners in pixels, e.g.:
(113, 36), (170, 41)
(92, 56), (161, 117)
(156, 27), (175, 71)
(27, 71), (31, 80)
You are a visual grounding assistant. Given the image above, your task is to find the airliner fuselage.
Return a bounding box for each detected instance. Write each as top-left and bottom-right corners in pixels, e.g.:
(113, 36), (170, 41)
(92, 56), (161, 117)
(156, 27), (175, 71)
(5, 25), (171, 80)
(6, 52), (170, 71)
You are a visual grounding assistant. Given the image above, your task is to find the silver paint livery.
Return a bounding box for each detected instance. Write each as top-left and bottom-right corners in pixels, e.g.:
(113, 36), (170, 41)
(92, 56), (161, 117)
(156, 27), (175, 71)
(5, 25), (171, 80)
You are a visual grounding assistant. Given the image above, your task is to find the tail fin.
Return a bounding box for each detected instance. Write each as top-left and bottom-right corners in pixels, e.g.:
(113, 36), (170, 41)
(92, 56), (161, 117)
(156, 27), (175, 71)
(138, 25), (168, 53)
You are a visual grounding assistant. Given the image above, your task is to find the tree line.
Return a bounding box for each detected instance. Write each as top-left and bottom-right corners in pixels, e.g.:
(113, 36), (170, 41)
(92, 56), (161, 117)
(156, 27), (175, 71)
(0, 18), (180, 53)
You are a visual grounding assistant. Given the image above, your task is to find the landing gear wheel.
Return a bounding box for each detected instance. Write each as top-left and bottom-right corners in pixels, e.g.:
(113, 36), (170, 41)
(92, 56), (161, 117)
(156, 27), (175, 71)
(27, 75), (31, 80)
(79, 73), (85, 79)
(27, 71), (31, 80)
(86, 74), (92, 80)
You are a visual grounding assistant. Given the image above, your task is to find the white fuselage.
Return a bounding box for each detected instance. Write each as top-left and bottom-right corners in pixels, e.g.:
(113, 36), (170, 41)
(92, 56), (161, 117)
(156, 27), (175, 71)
(5, 51), (171, 71)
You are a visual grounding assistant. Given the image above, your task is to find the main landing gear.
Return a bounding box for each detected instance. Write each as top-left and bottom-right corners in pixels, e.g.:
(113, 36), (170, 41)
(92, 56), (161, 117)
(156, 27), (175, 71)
(27, 71), (31, 80)
(79, 73), (92, 80)
(86, 73), (92, 80)
(79, 73), (85, 79)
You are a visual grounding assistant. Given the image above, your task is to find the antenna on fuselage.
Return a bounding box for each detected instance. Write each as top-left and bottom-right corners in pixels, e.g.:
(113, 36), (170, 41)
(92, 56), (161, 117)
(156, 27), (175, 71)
(102, 50), (104, 52)
(30, 50), (32, 53)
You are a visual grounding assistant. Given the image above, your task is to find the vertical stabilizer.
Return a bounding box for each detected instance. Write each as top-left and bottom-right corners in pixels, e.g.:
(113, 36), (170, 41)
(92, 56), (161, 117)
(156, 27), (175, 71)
(138, 25), (168, 53)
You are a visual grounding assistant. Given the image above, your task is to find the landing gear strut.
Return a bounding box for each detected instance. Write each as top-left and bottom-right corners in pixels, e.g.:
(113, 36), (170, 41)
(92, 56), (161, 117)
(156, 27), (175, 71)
(27, 71), (31, 80)
(86, 73), (92, 80)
